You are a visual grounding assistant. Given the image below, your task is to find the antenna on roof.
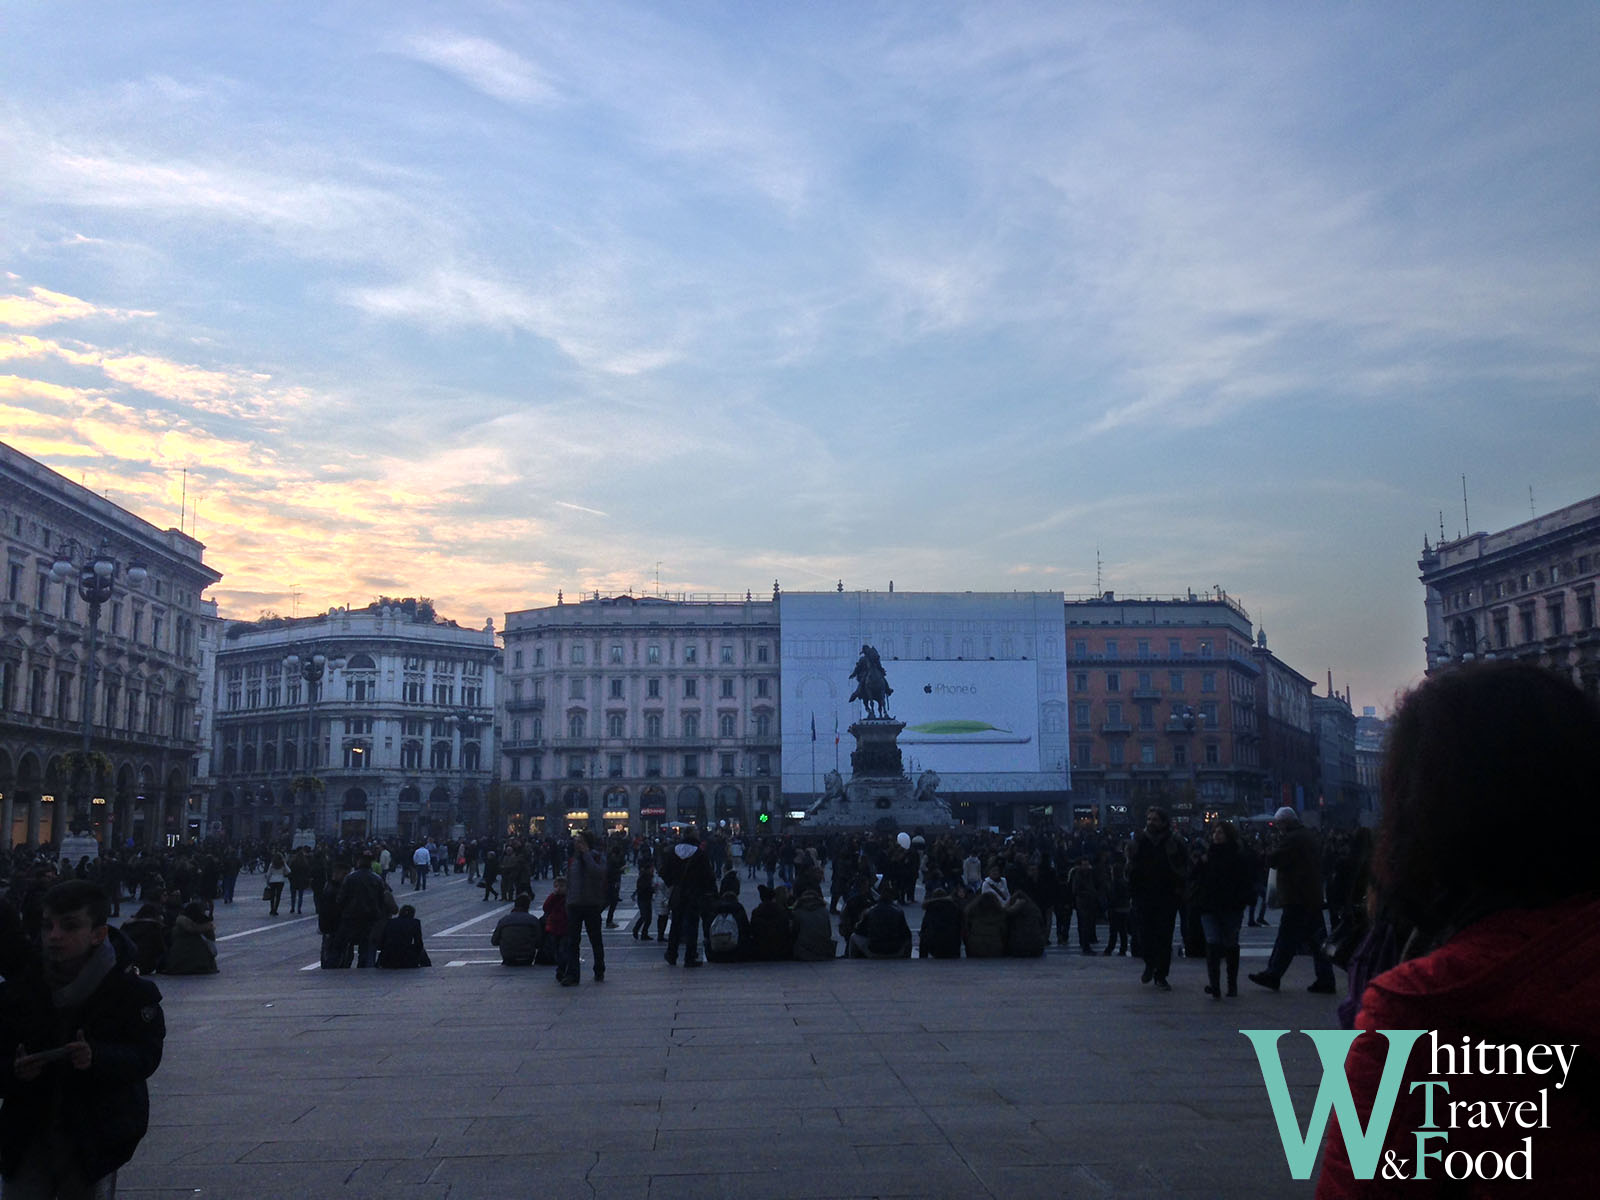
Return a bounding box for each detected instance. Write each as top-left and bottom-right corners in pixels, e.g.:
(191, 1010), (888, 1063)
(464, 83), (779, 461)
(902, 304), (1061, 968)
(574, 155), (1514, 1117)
(1462, 474), (1470, 534)
(1095, 545), (1102, 595)
(1529, 485), (1536, 518)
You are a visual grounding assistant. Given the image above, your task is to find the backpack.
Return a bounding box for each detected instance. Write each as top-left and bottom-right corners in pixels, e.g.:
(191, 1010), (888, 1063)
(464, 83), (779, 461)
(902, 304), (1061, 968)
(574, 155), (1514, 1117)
(708, 910), (739, 953)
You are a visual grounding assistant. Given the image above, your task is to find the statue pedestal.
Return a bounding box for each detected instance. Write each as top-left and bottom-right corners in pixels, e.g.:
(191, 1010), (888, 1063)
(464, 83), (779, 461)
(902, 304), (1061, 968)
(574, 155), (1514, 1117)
(804, 717), (956, 832)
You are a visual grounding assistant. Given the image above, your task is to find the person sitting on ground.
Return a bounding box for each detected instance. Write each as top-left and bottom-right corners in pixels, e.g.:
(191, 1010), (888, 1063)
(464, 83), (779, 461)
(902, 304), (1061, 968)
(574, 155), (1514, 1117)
(748, 885), (795, 961)
(837, 874), (874, 949)
(1316, 661), (1600, 1197)
(790, 887), (837, 961)
(119, 904), (167, 976)
(1004, 890), (1047, 957)
(963, 888), (1008, 958)
(160, 901), (219, 975)
(376, 904), (429, 968)
(491, 892), (543, 966)
(705, 877), (752, 964)
(918, 887), (963, 959)
(849, 883), (913, 959)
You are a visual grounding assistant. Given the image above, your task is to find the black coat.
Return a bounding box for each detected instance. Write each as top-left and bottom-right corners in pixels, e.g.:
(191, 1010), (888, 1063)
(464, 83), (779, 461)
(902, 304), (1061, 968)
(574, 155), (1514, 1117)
(0, 940), (164, 1185)
(918, 896), (963, 959)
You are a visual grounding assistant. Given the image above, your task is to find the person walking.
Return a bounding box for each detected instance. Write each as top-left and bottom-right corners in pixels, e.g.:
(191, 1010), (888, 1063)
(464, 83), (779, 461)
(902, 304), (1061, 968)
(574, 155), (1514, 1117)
(563, 831), (607, 984)
(263, 852), (288, 916)
(411, 841), (430, 891)
(630, 861), (656, 941)
(1128, 807), (1186, 991)
(1193, 821), (1253, 998)
(1249, 807), (1336, 994)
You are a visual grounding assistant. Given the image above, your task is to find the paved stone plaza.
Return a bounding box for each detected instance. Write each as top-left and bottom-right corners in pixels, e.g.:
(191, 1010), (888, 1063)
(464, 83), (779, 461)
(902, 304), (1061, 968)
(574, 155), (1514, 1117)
(121, 873), (1337, 1199)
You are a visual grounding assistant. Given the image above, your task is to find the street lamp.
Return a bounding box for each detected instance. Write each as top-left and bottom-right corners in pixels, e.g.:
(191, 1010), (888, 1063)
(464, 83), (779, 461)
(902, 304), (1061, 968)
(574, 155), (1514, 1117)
(51, 539), (147, 839)
(284, 646), (344, 836)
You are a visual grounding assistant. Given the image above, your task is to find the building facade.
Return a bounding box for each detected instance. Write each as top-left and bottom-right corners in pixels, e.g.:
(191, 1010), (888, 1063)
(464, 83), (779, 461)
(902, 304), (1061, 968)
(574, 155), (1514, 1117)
(1312, 681), (1363, 825)
(209, 601), (497, 841)
(1419, 492), (1600, 696)
(1, 441), (222, 848)
(499, 593), (781, 836)
(1064, 591), (1265, 828)
(1251, 630), (1320, 816)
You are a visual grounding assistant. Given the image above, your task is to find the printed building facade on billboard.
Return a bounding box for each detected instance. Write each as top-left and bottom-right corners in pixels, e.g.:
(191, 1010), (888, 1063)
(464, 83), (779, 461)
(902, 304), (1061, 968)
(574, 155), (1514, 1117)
(779, 591), (1069, 801)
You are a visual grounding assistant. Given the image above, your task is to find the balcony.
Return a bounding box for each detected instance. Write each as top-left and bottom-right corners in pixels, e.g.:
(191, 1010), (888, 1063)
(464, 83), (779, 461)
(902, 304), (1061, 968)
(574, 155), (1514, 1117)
(505, 695), (545, 712)
(1099, 722), (1131, 735)
(1130, 688), (1162, 701)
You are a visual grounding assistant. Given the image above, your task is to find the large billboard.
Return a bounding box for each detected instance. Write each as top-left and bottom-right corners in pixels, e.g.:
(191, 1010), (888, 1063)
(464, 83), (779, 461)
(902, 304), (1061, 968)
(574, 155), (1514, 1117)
(779, 591), (1069, 797)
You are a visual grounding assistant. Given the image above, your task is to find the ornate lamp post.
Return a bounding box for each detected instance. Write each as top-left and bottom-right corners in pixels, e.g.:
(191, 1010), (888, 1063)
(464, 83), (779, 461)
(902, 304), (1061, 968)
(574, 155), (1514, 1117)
(51, 539), (146, 840)
(284, 647), (343, 836)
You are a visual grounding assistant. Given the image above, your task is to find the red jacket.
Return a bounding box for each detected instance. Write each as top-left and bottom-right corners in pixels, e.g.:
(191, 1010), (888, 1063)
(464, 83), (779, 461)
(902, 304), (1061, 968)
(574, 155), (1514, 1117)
(542, 892), (568, 938)
(1317, 894), (1600, 1197)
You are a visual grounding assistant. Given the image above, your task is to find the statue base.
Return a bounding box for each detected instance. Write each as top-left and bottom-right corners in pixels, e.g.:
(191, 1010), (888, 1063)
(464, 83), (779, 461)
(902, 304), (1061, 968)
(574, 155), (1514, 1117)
(803, 718), (956, 833)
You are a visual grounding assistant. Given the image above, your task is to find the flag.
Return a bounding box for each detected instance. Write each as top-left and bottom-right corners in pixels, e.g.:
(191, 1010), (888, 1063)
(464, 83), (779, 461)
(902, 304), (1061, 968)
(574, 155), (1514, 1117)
(810, 714), (816, 742)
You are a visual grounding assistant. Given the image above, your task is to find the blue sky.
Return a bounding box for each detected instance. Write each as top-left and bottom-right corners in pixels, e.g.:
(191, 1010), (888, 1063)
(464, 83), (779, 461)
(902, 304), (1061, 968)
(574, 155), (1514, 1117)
(4, 1), (1597, 712)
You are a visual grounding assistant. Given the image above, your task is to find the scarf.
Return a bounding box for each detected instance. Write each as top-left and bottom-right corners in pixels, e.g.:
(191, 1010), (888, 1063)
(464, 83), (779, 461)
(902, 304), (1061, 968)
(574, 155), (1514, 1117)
(49, 938), (118, 1011)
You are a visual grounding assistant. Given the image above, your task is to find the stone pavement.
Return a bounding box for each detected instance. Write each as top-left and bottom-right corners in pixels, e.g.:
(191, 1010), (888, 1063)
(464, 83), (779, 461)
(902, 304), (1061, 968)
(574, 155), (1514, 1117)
(119, 873), (1338, 1199)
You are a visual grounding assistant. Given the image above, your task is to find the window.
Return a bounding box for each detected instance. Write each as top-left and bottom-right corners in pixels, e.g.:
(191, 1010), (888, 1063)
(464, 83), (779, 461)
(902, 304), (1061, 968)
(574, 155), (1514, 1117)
(1140, 742), (1155, 765)
(5, 561), (19, 601)
(756, 754), (771, 776)
(646, 713), (662, 738)
(647, 644), (661, 664)
(1138, 703), (1155, 729)
(431, 741), (452, 770)
(1201, 701), (1219, 726)
(608, 754), (624, 778)
(755, 678), (770, 698)
(568, 712), (586, 738)
(1169, 671), (1184, 692)
(570, 644), (585, 665)
(645, 755), (662, 777)
(1137, 671), (1152, 691)
(432, 680), (454, 705)
(647, 678), (661, 698)
(1519, 606), (1536, 643)
(1073, 672), (1088, 692)
(756, 644), (770, 663)
(682, 754), (698, 777)
(404, 678), (424, 703)
(1074, 740), (1091, 768)
(720, 678), (734, 699)
(1198, 638), (1214, 657)
(1201, 671), (1217, 693)
(1105, 639), (1118, 657)
(754, 713), (772, 737)
(1168, 638), (1181, 656)
(1493, 611), (1510, 648)
(568, 755), (586, 778)
(719, 753), (736, 776)
(1074, 701), (1090, 727)
(1105, 672), (1120, 692)
(509, 756), (522, 781)
(531, 717), (542, 741)
(529, 754), (543, 779)
(1137, 640), (1150, 658)
(1107, 741), (1124, 766)
(607, 713), (625, 738)
(684, 678), (697, 699)
(513, 649), (523, 669)
(534, 648), (545, 667)
(1204, 743), (1220, 765)
(1173, 742), (1188, 767)
(510, 719), (521, 742)
(1547, 600), (1565, 637)
(1072, 639), (1088, 658)
(1106, 702), (1122, 725)
(609, 678), (624, 699)
(1579, 593), (1595, 630)
(569, 677), (585, 699)
(719, 713), (735, 737)
(683, 713), (699, 738)
(609, 644), (624, 663)
(683, 644), (697, 664)
(721, 644), (734, 663)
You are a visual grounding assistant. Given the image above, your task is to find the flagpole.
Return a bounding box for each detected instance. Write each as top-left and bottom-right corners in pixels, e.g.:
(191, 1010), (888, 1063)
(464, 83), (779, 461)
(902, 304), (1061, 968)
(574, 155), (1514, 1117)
(810, 710), (816, 803)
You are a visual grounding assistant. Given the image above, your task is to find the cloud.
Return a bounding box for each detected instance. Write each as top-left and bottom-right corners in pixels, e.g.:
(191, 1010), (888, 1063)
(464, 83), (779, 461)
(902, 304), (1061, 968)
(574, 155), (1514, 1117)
(0, 287), (154, 328)
(394, 32), (556, 105)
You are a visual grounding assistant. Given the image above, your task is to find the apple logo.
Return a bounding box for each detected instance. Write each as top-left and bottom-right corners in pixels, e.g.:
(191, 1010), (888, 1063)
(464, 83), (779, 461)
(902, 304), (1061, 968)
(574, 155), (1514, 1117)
(923, 684), (933, 693)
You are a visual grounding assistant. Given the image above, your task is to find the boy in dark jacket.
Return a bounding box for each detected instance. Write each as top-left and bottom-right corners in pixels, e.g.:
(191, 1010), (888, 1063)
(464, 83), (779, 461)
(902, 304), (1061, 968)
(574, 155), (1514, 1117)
(0, 881), (165, 1196)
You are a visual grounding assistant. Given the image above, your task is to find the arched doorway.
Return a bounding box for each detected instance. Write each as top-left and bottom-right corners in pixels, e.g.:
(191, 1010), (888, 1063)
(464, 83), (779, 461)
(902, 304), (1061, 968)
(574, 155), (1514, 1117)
(341, 786), (369, 840)
(602, 785), (630, 835)
(714, 784), (742, 832)
(676, 784), (705, 828)
(563, 786), (590, 832)
(425, 785), (450, 838)
(639, 785), (666, 836)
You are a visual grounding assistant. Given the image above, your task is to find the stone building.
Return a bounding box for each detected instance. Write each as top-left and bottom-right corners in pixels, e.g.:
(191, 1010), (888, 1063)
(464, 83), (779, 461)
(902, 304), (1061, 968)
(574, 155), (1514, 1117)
(499, 592), (780, 836)
(1064, 591), (1265, 828)
(1, 440), (222, 848)
(209, 601), (497, 841)
(1312, 679), (1363, 825)
(1419, 492), (1600, 696)
(1251, 630), (1320, 816)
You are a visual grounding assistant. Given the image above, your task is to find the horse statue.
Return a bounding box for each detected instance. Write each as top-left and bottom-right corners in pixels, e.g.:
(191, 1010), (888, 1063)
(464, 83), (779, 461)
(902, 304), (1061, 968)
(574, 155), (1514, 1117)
(848, 644), (893, 719)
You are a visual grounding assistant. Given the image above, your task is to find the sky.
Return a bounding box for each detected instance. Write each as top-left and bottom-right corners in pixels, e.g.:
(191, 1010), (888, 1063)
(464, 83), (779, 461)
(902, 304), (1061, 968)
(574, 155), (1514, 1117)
(3, 1), (1597, 714)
